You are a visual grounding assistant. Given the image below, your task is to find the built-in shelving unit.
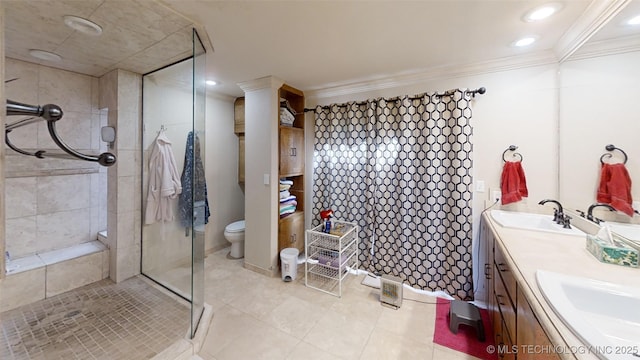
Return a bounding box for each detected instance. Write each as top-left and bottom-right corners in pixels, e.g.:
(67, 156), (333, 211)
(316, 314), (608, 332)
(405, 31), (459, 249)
(278, 85), (305, 256)
(233, 97), (245, 184)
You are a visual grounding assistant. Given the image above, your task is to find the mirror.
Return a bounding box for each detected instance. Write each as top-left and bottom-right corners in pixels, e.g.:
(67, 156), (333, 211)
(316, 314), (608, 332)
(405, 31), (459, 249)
(558, 0), (640, 224)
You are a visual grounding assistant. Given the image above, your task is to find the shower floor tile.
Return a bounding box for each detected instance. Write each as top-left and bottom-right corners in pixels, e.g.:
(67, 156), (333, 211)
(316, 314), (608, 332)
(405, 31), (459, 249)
(0, 276), (189, 360)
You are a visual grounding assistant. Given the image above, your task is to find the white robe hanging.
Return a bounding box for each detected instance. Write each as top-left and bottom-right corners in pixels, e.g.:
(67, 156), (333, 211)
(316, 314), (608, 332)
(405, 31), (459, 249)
(145, 130), (182, 224)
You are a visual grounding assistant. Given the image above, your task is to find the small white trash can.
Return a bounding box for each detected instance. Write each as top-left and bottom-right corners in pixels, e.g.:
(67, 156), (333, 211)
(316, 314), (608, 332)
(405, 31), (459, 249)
(280, 248), (299, 282)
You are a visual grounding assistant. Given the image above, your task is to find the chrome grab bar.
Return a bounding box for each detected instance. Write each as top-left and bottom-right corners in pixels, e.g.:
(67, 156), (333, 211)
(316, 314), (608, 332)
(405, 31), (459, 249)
(6, 116), (46, 131)
(7, 99), (63, 121)
(5, 99), (117, 167)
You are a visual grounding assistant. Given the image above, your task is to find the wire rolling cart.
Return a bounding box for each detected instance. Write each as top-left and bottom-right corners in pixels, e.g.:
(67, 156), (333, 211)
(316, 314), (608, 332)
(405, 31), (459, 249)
(305, 220), (358, 297)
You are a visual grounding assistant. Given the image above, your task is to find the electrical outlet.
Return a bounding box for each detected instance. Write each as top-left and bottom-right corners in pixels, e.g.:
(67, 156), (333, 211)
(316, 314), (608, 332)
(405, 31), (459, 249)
(475, 180), (485, 192)
(492, 190), (501, 203)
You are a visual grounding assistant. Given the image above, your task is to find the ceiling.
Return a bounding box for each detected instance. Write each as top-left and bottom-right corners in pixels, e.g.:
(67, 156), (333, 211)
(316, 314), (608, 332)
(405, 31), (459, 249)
(3, 0), (640, 98)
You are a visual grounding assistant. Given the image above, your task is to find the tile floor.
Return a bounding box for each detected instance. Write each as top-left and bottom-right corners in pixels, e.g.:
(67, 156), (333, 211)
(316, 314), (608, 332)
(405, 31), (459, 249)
(1, 245), (483, 360)
(0, 277), (189, 359)
(198, 247), (482, 360)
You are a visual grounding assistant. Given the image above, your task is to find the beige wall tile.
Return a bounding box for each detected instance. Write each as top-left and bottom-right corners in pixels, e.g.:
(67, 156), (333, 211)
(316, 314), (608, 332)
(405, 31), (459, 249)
(90, 172), (106, 208)
(91, 77), (100, 114)
(5, 216), (37, 258)
(37, 209), (91, 252)
(117, 150), (138, 177)
(91, 206), (106, 239)
(107, 168), (118, 208)
(36, 110), (93, 150)
(0, 267), (46, 312)
(5, 60), (107, 261)
(5, 57), (39, 105)
(91, 112), (103, 150)
(46, 252), (103, 297)
(117, 70), (141, 115)
(5, 177), (37, 219)
(37, 173), (91, 213)
(5, 117), (39, 149)
(99, 70), (118, 110)
(116, 244), (141, 282)
(116, 110), (140, 150)
(117, 176), (136, 213)
(38, 65), (93, 113)
(116, 210), (136, 249)
(102, 248), (110, 279)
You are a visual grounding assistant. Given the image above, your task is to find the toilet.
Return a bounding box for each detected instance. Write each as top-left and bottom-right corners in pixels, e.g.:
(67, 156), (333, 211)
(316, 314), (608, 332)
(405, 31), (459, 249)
(224, 220), (245, 259)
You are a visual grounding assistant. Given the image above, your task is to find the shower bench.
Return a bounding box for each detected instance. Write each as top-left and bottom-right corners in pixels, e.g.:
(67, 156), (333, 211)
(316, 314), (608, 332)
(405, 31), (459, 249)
(1, 240), (109, 312)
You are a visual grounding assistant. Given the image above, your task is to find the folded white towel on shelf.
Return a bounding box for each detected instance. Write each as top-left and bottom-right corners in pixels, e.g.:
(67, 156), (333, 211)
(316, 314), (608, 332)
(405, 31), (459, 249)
(279, 183), (291, 191)
(279, 179), (294, 185)
(280, 190), (291, 199)
(280, 195), (296, 203)
(280, 199), (297, 207)
(279, 206), (296, 217)
(280, 108), (295, 125)
(280, 99), (297, 117)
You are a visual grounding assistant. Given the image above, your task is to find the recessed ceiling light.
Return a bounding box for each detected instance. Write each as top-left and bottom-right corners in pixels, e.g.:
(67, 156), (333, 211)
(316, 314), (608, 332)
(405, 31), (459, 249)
(513, 36), (538, 47)
(29, 49), (62, 62)
(523, 3), (563, 22)
(63, 15), (102, 36)
(206, 80), (217, 86)
(627, 15), (640, 26)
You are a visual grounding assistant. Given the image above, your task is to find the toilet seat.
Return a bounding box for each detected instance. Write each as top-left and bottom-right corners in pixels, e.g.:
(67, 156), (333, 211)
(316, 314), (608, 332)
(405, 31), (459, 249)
(225, 220), (245, 233)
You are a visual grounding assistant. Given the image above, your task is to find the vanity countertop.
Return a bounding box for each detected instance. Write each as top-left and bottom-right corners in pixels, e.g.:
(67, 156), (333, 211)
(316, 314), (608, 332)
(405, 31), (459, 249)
(483, 212), (640, 360)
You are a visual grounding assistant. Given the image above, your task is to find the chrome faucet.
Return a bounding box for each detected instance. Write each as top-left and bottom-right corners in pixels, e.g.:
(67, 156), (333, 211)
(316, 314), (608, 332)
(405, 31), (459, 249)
(538, 199), (564, 224)
(586, 203), (615, 224)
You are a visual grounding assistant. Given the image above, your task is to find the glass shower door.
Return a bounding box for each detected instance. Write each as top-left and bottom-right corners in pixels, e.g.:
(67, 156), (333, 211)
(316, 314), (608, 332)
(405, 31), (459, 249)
(191, 28), (206, 337)
(140, 29), (206, 339)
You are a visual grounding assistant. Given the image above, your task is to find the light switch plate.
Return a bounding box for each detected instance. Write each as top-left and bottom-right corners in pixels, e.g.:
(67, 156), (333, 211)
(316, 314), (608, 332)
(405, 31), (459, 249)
(263, 173), (270, 185)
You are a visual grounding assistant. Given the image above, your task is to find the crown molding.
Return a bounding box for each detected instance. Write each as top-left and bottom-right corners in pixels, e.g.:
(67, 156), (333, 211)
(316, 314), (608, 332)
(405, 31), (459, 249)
(565, 34), (640, 61)
(306, 51), (558, 100)
(554, 0), (631, 62)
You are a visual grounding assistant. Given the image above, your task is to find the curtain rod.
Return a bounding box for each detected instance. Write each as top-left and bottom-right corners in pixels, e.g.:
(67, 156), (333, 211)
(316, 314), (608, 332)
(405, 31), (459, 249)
(303, 87), (486, 113)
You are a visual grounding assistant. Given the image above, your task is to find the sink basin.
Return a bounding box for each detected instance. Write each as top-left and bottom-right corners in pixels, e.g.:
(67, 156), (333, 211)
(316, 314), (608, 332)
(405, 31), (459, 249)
(536, 270), (640, 360)
(490, 210), (586, 237)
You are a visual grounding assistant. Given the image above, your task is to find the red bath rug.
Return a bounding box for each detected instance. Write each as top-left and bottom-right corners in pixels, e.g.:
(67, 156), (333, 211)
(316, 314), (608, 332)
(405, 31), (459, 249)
(433, 298), (499, 360)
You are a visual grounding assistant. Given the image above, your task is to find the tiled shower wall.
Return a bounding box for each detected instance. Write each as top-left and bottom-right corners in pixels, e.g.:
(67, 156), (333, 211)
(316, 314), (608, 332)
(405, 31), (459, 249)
(100, 69), (143, 283)
(4, 58), (107, 259)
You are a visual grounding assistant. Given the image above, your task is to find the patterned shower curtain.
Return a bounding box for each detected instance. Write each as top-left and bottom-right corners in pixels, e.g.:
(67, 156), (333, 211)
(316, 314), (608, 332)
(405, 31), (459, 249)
(312, 90), (474, 300)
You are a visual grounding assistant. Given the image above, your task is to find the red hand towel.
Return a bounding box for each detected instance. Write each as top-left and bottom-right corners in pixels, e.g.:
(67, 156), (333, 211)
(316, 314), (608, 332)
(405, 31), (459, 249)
(597, 163), (634, 216)
(596, 163), (612, 204)
(501, 161), (528, 205)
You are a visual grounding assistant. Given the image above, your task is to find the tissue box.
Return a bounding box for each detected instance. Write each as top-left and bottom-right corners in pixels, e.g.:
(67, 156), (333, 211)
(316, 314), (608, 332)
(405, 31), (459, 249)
(586, 234), (638, 268)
